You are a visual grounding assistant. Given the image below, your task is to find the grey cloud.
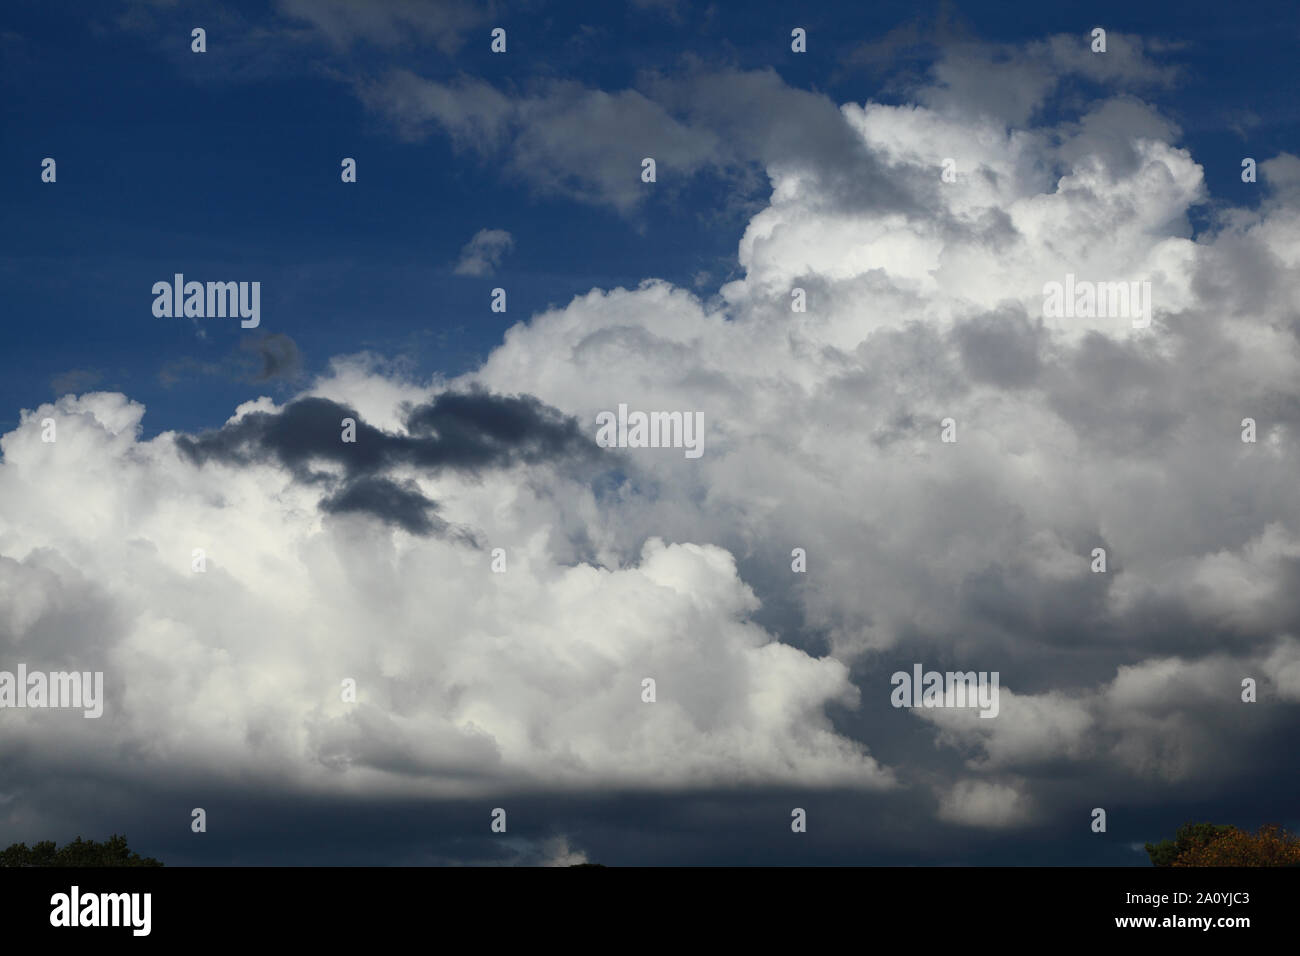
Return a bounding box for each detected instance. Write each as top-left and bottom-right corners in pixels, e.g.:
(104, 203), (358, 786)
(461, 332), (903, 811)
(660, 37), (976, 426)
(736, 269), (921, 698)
(173, 390), (602, 533)
(320, 475), (448, 536)
(918, 33), (1181, 125)
(240, 333), (304, 384)
(1042, 333), (1188, 455)
(357, 67), (921, 217)
(1056, 97), (1183, 181)
(275, 0), (492, 54)
(952, 307), (1043, 389)
(453, 228), (514, 277)
(358, 71), (514, 147)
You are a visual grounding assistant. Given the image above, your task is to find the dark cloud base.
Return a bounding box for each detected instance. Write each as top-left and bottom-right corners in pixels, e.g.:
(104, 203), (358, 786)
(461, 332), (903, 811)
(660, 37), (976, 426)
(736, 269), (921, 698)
(175, 389), (604, 535)
(7, 761), (1299, 866)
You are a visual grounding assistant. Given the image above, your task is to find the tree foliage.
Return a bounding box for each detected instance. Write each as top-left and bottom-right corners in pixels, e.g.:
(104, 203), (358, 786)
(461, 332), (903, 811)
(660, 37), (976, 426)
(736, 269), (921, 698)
(1171, 824), (1300, 867)
(1146, 821), (1300, 867)
(1145, 822), (1236, 867)
(0, 834), (162, 867)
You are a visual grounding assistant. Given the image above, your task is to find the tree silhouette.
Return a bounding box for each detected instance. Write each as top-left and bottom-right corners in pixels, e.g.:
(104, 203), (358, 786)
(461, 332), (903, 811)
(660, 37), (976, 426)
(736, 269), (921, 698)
(0, 834), (162, 867)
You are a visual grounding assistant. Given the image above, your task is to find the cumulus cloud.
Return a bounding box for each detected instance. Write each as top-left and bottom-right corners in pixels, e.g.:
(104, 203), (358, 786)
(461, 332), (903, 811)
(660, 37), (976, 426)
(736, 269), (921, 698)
(4, 31), (1300, 850)
(449, 54), (1300, 820)
(0, 390), (892, 803)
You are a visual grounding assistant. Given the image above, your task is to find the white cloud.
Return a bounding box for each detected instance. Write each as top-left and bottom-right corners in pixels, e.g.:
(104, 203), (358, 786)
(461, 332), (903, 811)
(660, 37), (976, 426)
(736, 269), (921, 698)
(450, 64), (1300, 817)
(916, 687), (1095, 770)
(0, 394), (892, 798)
(937, 779), (1033, 828)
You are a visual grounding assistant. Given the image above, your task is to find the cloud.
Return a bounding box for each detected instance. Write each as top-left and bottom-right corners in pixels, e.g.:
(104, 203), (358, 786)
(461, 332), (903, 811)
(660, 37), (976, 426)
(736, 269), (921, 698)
(169, 388), (605, 536)
(158, 334), (305, 387)
(6, 29), (1300, 854)
(353, 32), (1182, 217)
(938, 779), (1033, 828)
(452, 60), (1300, 823)
(453, 228), (514, 277)
(176, 389), (601, 480)
(239, 333), (304, 384)
(359, 73), (722, 214)
(274, 0), (491, 54)
(356, 65), (923, 217)
(320, 475), (449, 536)
(0, 389), (893, 803)
(533, 835), (589, 867)
(916, 32), (1179, 126)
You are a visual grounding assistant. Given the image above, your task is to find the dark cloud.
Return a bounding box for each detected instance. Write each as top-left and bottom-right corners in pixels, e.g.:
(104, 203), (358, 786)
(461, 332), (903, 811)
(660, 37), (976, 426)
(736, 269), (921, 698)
(404, 390), (600, 469)
(176, 395), (394, 476)
(320, 476), (447, 536)
(9, 746), (1300, 866)
(174, 389), (602, 533)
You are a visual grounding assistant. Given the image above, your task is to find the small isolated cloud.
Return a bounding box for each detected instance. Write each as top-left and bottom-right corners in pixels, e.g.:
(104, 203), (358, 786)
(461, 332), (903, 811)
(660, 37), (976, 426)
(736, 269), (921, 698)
(453, 228), (514, 277)
(938, 780), (1034, 828)
(238, 332), (304, 384)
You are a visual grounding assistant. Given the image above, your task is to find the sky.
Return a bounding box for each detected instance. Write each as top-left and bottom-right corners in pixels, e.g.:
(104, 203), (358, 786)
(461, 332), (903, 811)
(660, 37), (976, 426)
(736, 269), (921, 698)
(1, 0), (1299, 865)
